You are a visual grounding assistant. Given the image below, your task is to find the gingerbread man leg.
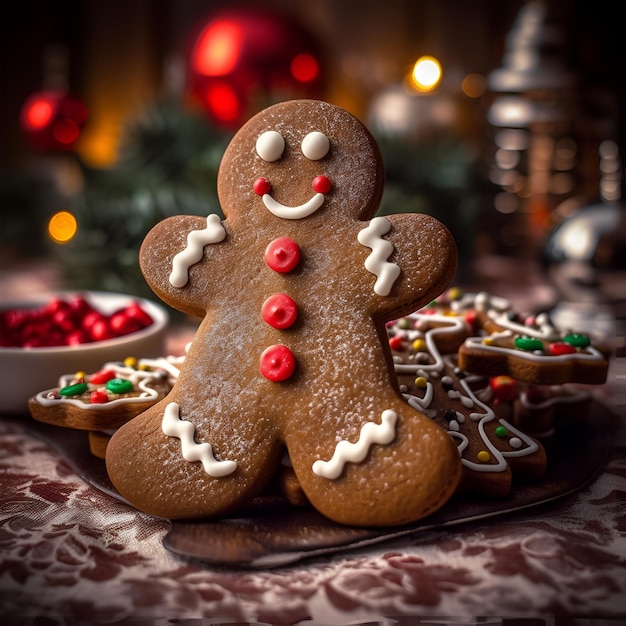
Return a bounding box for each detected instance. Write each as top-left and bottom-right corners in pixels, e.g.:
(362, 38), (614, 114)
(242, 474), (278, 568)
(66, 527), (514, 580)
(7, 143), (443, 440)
(106, 389), (283, 520)
(280, 374), (461, 527)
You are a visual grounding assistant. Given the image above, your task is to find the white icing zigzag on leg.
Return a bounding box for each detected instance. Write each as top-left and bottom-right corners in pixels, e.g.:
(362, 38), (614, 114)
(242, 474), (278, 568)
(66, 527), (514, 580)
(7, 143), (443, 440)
(161, 402), (237, 477)
(357, 216), (401, 296)
(169, 214), (226, 288)
(312, 409), (398, 479)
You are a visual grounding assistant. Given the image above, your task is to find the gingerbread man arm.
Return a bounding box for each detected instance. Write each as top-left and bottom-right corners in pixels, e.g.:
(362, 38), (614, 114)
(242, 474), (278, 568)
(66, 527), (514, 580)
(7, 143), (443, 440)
(358, 212), (458, 321)
(139, 213), (229, 318)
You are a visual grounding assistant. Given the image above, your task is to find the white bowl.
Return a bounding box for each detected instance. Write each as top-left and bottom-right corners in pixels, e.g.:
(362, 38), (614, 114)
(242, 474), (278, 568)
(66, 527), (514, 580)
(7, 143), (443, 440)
(0, 291), (169, 414)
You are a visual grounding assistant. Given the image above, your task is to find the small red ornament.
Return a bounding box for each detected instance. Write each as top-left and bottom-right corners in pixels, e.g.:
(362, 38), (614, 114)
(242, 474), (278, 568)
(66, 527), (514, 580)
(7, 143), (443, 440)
(20, 90), (87, 152)
(187, 7), (325, 128)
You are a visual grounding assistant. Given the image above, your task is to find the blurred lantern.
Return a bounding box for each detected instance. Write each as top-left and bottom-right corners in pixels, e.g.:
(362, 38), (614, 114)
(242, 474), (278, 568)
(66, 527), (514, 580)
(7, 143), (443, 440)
(187, 7), (325, 128)
(368, 55), (457, 140)
(20, 90), (88, 152)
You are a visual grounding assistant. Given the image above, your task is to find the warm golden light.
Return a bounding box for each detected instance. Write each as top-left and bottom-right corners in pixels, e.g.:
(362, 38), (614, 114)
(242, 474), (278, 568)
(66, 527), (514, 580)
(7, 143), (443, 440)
(462, 73), (486, 98)
(410, 56), (442, 92)
(48, 210), (77, 244)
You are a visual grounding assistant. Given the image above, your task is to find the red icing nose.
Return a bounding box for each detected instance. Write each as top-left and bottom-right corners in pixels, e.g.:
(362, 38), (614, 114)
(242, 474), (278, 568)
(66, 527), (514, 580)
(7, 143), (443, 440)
(312, 175), (332, 194)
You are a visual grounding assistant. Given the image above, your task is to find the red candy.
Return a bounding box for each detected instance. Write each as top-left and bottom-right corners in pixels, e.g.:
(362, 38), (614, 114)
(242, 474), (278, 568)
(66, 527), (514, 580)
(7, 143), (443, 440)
(388, 335), (404, 351)
(261, 293), (298, 329)
(259, 344), (296, 382)
(548, 342), (577, 356)
(264, 237), (301, 273)
(90, 389), (109, 404)
(90, 369), (116, 384)
(489, 375), (519, 402)
(0, 295), (154, 348)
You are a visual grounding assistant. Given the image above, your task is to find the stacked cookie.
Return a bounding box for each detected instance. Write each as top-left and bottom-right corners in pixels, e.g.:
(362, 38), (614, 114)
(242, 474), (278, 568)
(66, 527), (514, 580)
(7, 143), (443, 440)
(387, 287), (608, 497)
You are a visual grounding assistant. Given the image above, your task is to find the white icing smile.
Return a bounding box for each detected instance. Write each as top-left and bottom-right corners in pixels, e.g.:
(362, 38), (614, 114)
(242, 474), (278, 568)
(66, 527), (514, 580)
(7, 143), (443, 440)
(261, 191), (325, 220)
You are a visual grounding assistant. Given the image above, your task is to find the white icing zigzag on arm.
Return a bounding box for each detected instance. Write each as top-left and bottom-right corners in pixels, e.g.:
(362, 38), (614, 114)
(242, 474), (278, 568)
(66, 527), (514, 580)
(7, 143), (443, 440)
(312, 409), (397, 479)
(162, 402), (237, 477)
(357, 216), (401, 296)
(169, 214), (226, 288)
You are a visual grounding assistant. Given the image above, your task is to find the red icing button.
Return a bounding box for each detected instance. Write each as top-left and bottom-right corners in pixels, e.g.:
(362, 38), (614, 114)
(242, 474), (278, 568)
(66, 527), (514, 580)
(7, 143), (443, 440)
(260, 344), (296, 382)
(549, 341), (577, 356)
(264, 237), (301, 273)
(262, 293), (298, 329)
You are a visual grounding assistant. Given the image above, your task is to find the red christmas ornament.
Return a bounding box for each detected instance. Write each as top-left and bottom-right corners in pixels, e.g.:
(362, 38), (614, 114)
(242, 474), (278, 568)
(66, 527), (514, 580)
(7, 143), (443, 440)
(187, 7), (325, 128)
(20, 90), (88, 151)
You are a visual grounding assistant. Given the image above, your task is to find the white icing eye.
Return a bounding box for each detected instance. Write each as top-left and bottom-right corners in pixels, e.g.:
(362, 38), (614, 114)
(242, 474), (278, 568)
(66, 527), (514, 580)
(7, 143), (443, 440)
(301, 131), (330, 160)
(256, 131), (285, 162)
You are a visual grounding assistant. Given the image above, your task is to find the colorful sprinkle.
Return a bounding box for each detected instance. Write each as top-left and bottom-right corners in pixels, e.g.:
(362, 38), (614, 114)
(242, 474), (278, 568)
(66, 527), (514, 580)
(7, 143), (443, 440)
(414, 376), (428, 388)
(548, 341), (576, 356)
(495, 425), (508, 438)
(477, 450), (491, 463)
(448, 287), (463, 301)
(90, 369), (116, 385)
(412, 338), (427, 352)
(514, 336), (544, 352)
(509, 437), (523, 449)
(563, 333), (590, 348)
(60, 382), (88, 397)
(124, 356), (138, 368)
(490, 376), (518, 401)
(105, 378), (134, 394)
(388, 335), (404, 351)
(90, 389), (109, 404)
(397, 318), (411, 329)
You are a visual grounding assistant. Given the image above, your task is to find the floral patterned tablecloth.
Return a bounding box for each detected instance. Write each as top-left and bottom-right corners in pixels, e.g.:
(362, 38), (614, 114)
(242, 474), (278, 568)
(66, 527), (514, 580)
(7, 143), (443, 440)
(1, 257), (625, 623)
(1, 398), (624, 624)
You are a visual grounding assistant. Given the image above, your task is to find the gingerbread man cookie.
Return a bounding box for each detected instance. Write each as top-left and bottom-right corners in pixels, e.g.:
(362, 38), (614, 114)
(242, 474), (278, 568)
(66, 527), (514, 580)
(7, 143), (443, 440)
(105, 100), (461, 527)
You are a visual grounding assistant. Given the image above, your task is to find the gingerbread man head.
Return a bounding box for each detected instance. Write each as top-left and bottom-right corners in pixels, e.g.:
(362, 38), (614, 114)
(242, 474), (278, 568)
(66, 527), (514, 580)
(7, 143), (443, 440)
(106, 100), (461, 527)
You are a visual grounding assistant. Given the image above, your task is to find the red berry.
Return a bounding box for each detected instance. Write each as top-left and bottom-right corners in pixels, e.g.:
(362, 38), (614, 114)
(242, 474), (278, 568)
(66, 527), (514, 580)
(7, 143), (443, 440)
(110, 312), (142, 336)
(52, 308), (76, 333)
(66, 329), (89, 345)
(122, 302), (153, 327)
(82, 310), (103, 331)
(89, 318), (114, 341)
(68, 295), (93, 318)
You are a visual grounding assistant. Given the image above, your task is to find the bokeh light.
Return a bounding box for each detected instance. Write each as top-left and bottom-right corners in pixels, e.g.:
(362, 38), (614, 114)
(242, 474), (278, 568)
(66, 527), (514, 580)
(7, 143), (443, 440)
(48, 210), (78, 244)
(410, 56), (442, 92)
